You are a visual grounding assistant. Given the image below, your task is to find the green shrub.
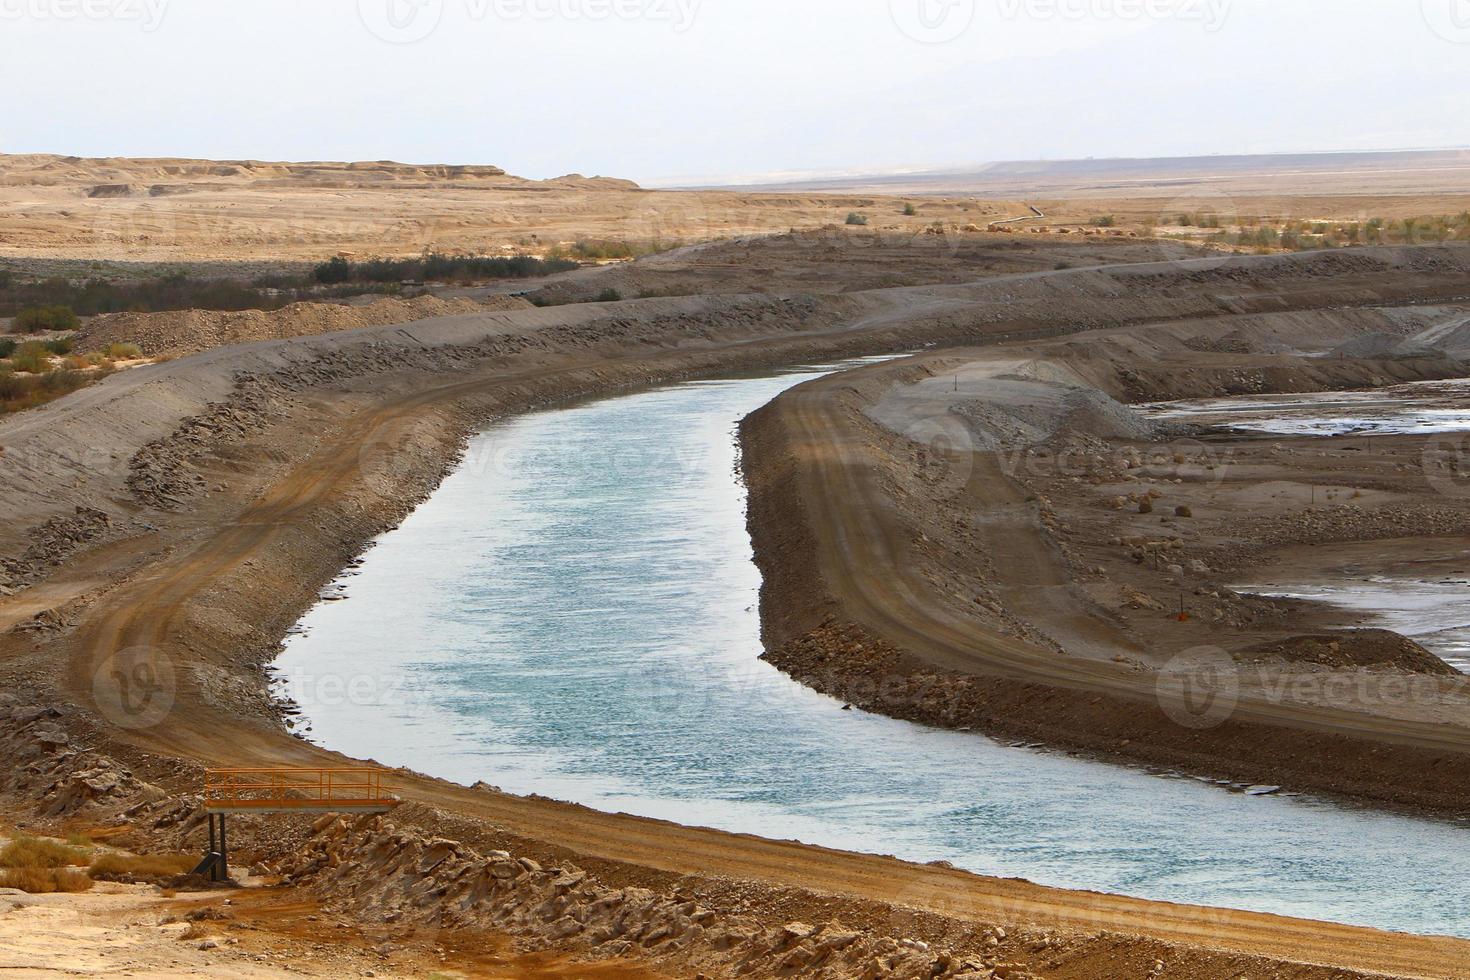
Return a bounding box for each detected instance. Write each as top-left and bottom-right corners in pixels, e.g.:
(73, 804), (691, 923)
(595, 288), (623, 303)
(559, 240), (636, 261)
(845, 212), (869, 226)
(0, 367), (97, 412)
(105, 342), (143, 360)
(43, 337), (73, 356)
(315, 253), (578, 285)
(313, 256), (354, 284)
(14, 305), (79, 333)
(1092, 215), (1116, 228)
(0, 339), (14, 359)
(9, 341), (54, 374)
(902, 203), (917, 216)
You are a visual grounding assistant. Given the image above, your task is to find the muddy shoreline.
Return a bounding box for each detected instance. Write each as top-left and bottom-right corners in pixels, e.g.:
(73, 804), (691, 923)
(8, 247), (1470, 978)
(739, 328), (1470, 820)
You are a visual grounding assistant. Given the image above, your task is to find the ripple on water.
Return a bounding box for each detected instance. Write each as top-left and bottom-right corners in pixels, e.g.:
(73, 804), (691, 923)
(275, 361), (1470, 939)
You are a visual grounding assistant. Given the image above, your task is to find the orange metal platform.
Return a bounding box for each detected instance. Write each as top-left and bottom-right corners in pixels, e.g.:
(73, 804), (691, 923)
(203, 768), (397, 814)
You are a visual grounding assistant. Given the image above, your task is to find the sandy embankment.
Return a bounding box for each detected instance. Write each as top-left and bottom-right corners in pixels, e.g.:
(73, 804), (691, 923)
(73, 292), (535, 359)
(742, 304), (1470, 816)
(4, 246), (1470, 978)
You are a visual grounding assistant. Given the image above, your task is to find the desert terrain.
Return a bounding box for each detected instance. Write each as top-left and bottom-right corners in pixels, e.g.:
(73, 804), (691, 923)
(0, 154), (1013, 267)
(1, 152), (1470, 979)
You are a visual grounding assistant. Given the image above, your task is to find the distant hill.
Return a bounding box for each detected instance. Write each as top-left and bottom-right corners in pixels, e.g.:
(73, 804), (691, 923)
(0, 153), (641, 194)
(701, 148), (1470, 200)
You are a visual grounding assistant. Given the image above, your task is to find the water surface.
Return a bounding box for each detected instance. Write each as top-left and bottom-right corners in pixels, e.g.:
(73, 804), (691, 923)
(1143, 379), (1470, 437)
(276, 362), (1470, 939)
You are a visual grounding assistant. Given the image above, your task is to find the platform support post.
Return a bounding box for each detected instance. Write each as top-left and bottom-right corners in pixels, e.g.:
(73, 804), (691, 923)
(201, 812), (231, 883)
(217, 812), (229, 882)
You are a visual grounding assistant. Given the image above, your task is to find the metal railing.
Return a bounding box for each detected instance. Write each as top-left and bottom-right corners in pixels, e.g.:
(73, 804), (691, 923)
(204, 768), (395, 812)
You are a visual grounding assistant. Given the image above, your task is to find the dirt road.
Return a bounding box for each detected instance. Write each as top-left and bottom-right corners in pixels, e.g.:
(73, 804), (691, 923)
(44, 354), (1470, 978)
(7, 244), (1470, 977)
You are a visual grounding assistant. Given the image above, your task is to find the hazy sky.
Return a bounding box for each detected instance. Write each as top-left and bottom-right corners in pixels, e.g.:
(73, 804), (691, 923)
(2, 0), (1468, 184)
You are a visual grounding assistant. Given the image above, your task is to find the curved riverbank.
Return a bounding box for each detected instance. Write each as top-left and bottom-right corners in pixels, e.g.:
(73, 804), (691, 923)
(6, 246), (1470, 978)
(271, 360), (1470, 940)
(739, 318), (1470, 818)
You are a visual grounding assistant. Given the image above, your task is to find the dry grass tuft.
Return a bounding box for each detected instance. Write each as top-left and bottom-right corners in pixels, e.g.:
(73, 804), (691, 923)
(88, 852), (197, 883)
(0, 836), (89, 870)
(0, 867), (95, 893)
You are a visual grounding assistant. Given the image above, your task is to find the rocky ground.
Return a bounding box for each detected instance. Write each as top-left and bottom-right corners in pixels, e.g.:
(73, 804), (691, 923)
(4, 242), (1470, 978)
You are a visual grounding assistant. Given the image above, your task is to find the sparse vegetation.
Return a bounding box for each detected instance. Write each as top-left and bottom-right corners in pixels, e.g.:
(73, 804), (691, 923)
(1193, 211), (1470, 253)
(552, 239), (635, 261)
(595, 288), (623, 303)
(1, 270), (356, 318)
(845, 212), (869, 226)
(903, 202), (918, 216)
(313, 256), (353, 284)
(88, 851), (196, 883)
(0, 366), (105, 413)
(105, 342), (143, 360)
(10, 341), (55, 374)
(313, 252), (579, 285)
(0, 867), (95, 893)
(1174, 212), (1222, 228)
(1092, 215), (1116, 228)
(0, 835), (89, 869)
(14, 304), (79, 333)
